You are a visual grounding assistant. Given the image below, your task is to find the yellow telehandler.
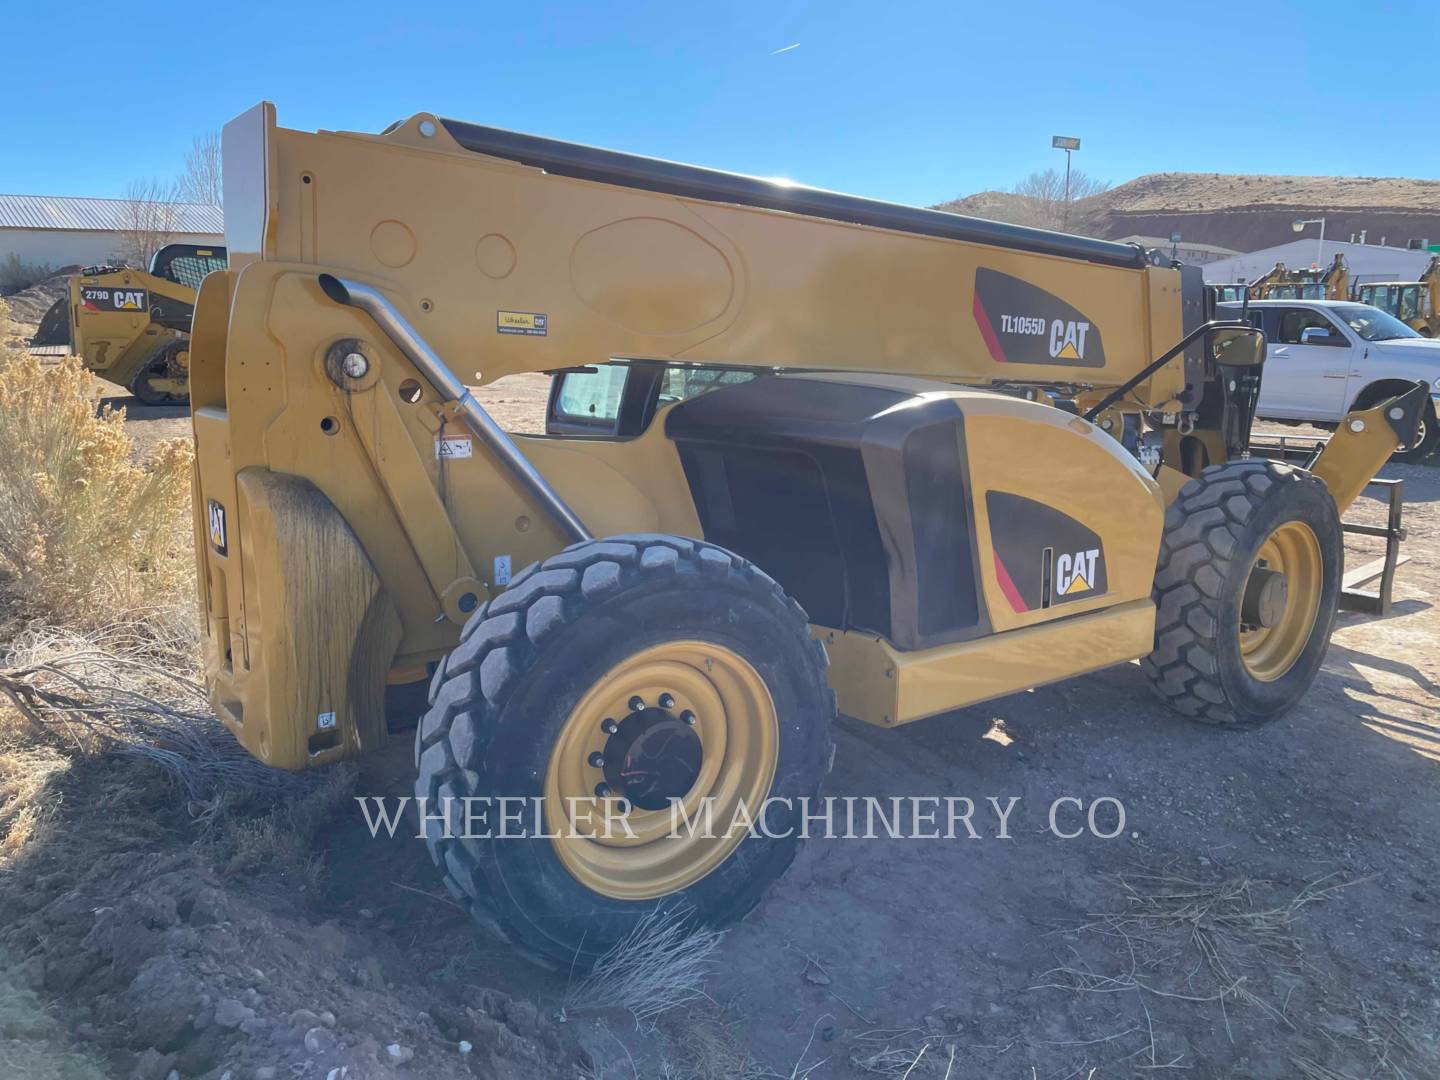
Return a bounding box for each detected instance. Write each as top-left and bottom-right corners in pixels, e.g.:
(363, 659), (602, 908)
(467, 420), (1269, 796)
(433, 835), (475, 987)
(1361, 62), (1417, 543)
(189, 103), (1423, 965)
(29, 244), (226, 403)
(1356, 255), (1440, 337)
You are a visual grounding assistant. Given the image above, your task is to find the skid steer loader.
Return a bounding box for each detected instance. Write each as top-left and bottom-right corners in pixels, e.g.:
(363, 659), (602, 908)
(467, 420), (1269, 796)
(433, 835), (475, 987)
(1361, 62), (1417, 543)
(30, 243), (227, 403)
(190, 103), (1425, 966)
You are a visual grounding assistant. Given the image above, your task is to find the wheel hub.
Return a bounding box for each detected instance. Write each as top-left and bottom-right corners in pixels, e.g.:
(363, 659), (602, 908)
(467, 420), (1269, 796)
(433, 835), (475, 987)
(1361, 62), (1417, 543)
(543, 640), (779, 900)
(600, 705), (703, 811)
(1241, 565), (1289, 629)
(1238, 522), (1323, 682)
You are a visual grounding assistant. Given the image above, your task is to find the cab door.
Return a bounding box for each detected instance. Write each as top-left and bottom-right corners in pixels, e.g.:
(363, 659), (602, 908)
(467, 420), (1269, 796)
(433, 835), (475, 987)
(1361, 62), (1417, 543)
(1256, 307), (1354, 420)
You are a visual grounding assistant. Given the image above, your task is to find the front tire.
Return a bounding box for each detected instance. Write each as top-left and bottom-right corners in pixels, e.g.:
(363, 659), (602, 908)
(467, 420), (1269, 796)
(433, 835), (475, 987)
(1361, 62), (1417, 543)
(1142, 461), (1342, 727)
(415, 534), (834, 967)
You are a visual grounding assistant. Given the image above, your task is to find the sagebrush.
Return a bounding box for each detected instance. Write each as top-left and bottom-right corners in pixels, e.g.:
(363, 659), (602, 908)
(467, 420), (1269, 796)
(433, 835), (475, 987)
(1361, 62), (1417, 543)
(0, 319), (193, 626)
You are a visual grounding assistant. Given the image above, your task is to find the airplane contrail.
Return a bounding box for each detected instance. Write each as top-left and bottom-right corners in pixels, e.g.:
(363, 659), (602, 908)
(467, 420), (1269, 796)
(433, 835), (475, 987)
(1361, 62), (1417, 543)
(770, 43), (800, 55)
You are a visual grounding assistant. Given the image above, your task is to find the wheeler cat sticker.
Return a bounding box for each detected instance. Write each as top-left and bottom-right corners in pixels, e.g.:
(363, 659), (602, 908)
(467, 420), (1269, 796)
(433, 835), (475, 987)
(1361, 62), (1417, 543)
(985, 491), (1107, 611)
(81, 286), (150, 313)
(972, 267), (1105, 368)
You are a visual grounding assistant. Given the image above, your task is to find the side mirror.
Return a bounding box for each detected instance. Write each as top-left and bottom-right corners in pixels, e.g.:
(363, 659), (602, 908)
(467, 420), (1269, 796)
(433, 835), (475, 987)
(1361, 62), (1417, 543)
(1209, 325), (1265, 367)
(1299, 326), (1334, 346)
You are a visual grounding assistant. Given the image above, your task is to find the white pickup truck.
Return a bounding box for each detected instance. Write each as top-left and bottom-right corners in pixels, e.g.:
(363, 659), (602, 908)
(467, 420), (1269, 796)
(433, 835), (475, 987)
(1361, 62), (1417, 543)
(1218, 299), (1440, 462)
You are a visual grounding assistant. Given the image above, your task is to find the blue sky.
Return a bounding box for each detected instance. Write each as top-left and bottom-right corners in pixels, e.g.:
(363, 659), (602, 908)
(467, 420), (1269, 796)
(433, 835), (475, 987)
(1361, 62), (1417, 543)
(5, 0), (1437, 206)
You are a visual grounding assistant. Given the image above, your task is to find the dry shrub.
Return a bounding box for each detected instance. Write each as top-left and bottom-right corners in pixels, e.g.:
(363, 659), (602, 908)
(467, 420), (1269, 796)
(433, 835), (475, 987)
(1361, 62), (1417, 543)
(0, 298), (21, 350)
(566, 906), (722, 1028)
(0, 346), (193, 627)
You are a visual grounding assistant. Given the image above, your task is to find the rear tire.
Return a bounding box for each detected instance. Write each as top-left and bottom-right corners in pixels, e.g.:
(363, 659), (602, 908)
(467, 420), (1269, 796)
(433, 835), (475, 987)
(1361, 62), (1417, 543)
(415, 534), (834, 967)
(1142, 461), (1341, 727)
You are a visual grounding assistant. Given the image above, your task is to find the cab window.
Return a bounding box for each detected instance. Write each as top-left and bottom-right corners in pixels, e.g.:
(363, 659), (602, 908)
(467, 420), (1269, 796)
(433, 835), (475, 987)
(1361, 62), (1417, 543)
(1276, 309), (1346, 346)
(554, 364), (629, 425)
(547, 362), (762, 436)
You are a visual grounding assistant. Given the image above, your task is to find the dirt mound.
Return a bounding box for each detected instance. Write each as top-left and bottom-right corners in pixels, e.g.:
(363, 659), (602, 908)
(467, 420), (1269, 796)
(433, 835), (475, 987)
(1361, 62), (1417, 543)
(3, 272), (73, 338)
(0, 746), (585, 1080)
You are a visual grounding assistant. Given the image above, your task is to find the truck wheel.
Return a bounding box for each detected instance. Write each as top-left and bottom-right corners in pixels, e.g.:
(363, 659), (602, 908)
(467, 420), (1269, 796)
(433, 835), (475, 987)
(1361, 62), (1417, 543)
(1390, 399), (1437, 463)
(1141, 461), (1341, 727)
(415, 534), (834, 967)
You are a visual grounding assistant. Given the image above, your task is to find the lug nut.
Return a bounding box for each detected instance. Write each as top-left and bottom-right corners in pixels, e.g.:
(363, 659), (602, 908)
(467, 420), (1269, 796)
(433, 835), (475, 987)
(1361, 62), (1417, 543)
(594, 782), (611, 798)
(680, 710), (696, 726)
(600, 718), (618, 735)
(628, 695), (645, 712)
(658, 693), (675, 709)
(587, 752), (605, 768)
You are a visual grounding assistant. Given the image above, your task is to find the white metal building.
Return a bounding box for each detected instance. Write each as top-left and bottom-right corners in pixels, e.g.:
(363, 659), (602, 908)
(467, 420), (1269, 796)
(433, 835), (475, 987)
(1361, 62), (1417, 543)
(0, 194), (224, 269)
(1202, 238), (1435, 288)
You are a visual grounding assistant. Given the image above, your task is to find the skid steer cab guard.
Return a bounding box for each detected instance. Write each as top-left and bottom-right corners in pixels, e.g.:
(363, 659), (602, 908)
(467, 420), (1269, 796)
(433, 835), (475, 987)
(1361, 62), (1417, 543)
(190, 102), (1406, 965)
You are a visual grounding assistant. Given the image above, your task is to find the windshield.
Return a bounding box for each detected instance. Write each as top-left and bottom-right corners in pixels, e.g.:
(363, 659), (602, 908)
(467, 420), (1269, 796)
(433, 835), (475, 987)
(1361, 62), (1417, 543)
(1330, 303), (1421, 342)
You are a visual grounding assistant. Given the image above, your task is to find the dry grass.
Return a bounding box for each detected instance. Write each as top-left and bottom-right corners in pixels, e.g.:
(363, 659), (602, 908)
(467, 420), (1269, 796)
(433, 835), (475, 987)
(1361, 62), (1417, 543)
(0, 298), (22, 351)
(0, 626), (307, 821)
(566, 907), (723, 1028)
(0, 339), (193, 629)
(216, 763), (357, 902)
(1032, 867), (1363, 1032)
(1028, 862), (1436, 1076)
(0, 740), (67, 856)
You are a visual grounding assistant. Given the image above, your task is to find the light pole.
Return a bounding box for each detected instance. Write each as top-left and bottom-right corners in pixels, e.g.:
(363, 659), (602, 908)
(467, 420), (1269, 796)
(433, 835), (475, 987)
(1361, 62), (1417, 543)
(1293, 217), (1326, 269)
(1052, 135), (1080, 230)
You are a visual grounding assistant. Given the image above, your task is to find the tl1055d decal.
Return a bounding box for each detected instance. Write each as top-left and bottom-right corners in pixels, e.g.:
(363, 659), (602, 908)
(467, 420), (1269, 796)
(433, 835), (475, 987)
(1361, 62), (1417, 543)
(972, 267), (1105, 367)
(81, 286), (150, 313)
(985, 491), (1107, 612)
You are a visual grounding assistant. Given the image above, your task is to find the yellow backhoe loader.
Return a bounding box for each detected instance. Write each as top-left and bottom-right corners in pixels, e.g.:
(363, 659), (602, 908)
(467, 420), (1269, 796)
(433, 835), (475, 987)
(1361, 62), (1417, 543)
(29, 243), (226, 403)
(1249, 253), (1349, 301)
(1356, 255), (1440, 336)
(190, 103), (1423, 966)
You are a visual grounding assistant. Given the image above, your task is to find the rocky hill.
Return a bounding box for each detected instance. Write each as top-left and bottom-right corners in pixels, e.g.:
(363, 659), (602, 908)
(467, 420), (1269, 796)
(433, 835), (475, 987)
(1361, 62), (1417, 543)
(938, 173), (1440, 252)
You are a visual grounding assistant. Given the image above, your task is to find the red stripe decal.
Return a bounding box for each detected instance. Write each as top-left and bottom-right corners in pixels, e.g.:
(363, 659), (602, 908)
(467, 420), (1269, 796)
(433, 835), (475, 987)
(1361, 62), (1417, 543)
(973, 291), (1007, 363)
(992, 550), (1028, 612)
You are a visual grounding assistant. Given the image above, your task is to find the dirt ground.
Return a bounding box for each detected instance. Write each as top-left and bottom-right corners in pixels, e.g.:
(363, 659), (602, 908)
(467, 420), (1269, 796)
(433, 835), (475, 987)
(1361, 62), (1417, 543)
(18, 384), (1440, 1078)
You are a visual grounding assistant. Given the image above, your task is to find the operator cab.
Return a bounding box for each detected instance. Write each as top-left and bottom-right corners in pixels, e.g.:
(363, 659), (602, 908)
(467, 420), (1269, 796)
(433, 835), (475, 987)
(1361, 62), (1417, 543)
(149, 243), (228, 289)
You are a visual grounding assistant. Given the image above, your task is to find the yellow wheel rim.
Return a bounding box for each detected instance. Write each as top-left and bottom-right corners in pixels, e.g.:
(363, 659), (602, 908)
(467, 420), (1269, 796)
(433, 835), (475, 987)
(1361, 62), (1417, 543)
(543, 641), (778, 900)
(1238, 521), (1323, 682)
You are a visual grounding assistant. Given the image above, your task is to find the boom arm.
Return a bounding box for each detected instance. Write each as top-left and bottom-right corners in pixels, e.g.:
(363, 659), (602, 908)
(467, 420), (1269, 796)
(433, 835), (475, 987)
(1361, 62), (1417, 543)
(220, 103), (1195, 406)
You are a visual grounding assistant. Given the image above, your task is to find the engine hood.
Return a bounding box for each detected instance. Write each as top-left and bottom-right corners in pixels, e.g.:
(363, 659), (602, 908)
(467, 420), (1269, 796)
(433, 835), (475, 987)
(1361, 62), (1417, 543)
(1368, 337), (1440, 359)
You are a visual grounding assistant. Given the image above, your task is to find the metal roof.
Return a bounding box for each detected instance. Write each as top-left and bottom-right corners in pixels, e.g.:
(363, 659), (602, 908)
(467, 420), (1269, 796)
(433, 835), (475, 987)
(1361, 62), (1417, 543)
(0, 193), (223, 234)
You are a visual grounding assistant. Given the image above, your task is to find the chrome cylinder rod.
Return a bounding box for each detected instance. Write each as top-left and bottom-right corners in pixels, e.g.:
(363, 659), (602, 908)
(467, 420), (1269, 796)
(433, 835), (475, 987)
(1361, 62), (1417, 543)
(318, 273), (592, 544)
